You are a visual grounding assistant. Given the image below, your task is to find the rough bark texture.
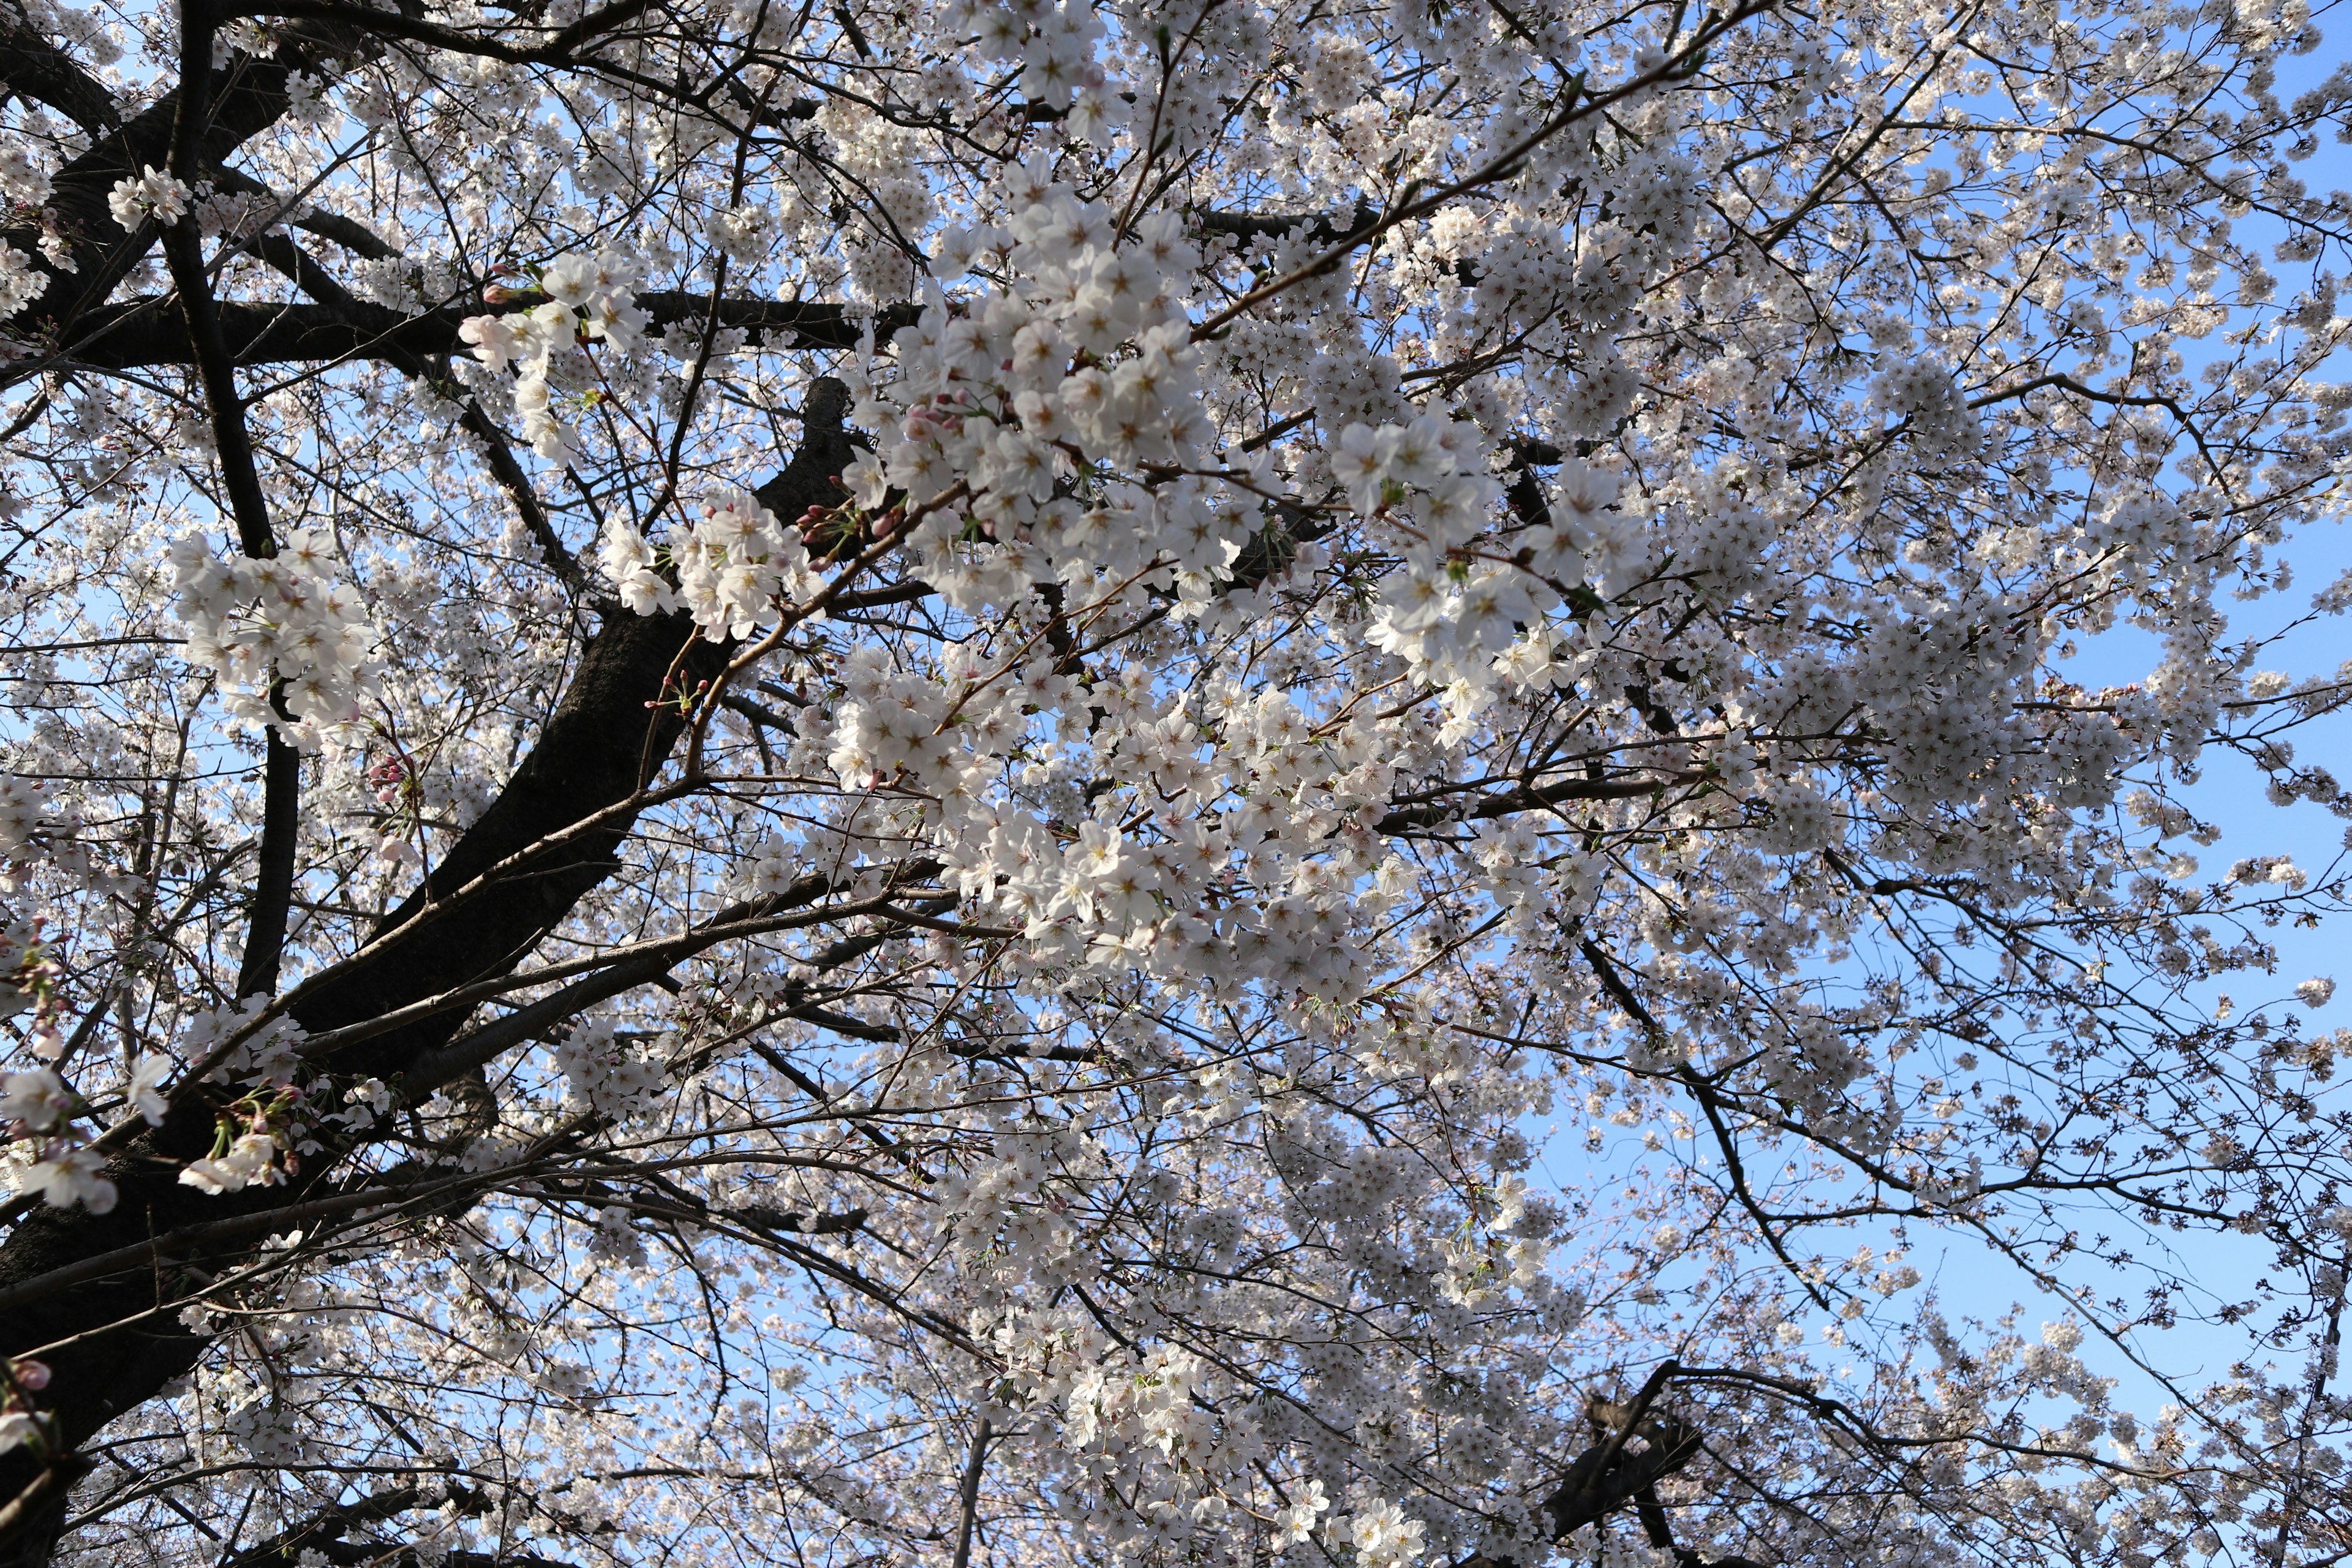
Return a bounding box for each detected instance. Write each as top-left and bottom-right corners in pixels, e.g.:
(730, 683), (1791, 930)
(290, 603), (728, 1077)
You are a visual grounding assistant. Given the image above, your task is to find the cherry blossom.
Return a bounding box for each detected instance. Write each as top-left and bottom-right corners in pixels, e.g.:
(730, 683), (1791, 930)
(0, 0), (2348, 1566)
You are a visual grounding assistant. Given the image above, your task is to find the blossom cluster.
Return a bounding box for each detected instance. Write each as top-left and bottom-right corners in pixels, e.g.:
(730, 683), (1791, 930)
(458, 249), (649, 464)
(598, 486), (821, 640)
(6, 1), (2352, 1566)
(552, 1016), (666, 1120)
(0, 1055), (166, 1213)
(944, 0), (1126, 123)
(837, 176), (1232, 607)
(0, 246), (45, 322)
(177, 1113), (292, 1195)
(1, 1065), (114, 1211)
(0, 777), (53, 870)
(167, 530), (382, 749)
(107, 164), (191, 231)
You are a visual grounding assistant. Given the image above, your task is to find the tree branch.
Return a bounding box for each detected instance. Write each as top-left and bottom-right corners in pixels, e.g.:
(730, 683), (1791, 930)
(950, 1416), (992, 1568)
(0, 16), (120, 133)
(160, 2), (302, 1001)
(236, 227), (582, 584)
(43, 295), (920, 371)
(0, 382), (884, 1528)
(209, 166), (404, 260)
(2, 20), (362, 353)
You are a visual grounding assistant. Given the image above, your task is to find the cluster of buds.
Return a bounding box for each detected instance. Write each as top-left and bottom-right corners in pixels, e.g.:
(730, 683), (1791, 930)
(645, 675), (714, 718)
(365, 752), (412, 806)
(364, 741), (430, 868)
(179, 1087), (307, 1196)
(0, 1356), (52, 1458)
(2, 916), (65, 1058)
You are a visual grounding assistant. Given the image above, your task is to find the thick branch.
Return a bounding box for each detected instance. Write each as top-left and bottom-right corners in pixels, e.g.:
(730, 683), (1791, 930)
(225, 0), (662, 68)
(2, 22), (361, 352)
(0, 16), (120, 132)
(0, 604), (724, 1542)
(1375, 770), (1691, 833)
(43, 295), (920, 371)
(210, 166), (403, 260)
(1461, 1369), (1770, 1568)
(1194, 199), (1378, 244)
(211, 1482), (442, 1568)
(232, 734), (300, 997)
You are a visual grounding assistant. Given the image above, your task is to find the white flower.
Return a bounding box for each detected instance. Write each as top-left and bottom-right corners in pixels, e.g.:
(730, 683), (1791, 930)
(127, 1055), (172, 1125)
(842, 451), (889, 510)
(1273, 1479), (1329, 1546)
(0, 246), (47, 322)
(0, 142), (51, 205)
(179, 1130), (282, 1195)
(513, 372), (578, 464)
(2299, 978), (2335, 1009)
(177, 1156), (238, 1195)
(166, 534), (380, 749)
(597, 518), (679, 615)
(1343, 1499), (1425, 1568)
(107, 166), (192, 232)
(1333, 423), (1391, 516)
(0, 1067), (69, 1131)
(540, 252), (602, 307)
(1551, 457), (1622, 523)
(24, 1145), (116, 1213)
(458, 313), (527, 373)
(0, 775), (50, 859)
(336, 1077), (393, 1129)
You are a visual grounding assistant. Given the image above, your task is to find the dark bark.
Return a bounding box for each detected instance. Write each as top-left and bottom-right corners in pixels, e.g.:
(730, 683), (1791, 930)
(1194, 198), (1379, 244)
(218, 1482), (435, 1568)
(158, 210), (305, 1002)
(756, 374), (861, 519)
(216, 1483), (575, 1568)
(1536, 1385), (1705, 1541)
(2, 23), (359, 353)
(233, 727), (301, 997)
(1461, 1378), (1772, 1568)
(40, 295), (919, 372)
(287, 603), (728, 1077)
(254, 1547), (574, 1568)
(0, 18), (119, 133)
